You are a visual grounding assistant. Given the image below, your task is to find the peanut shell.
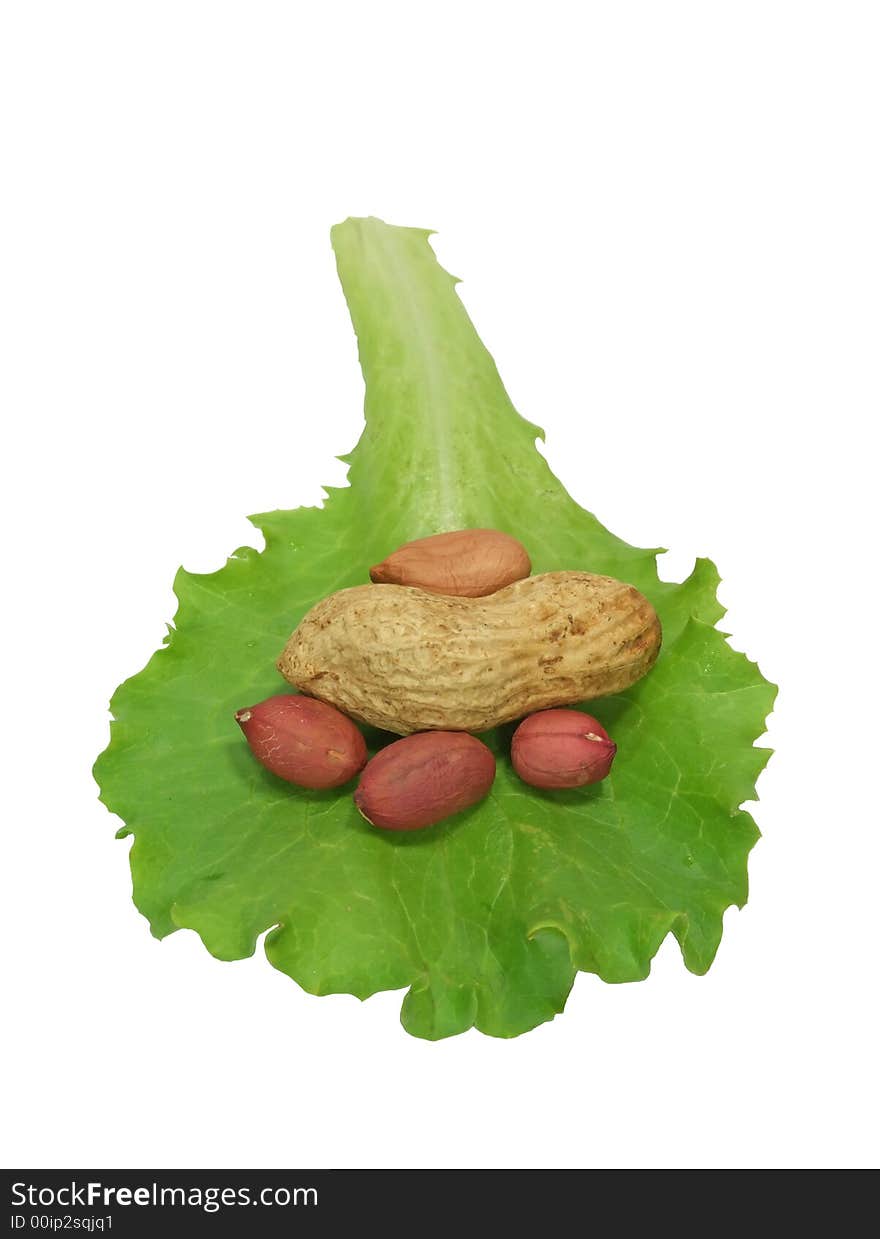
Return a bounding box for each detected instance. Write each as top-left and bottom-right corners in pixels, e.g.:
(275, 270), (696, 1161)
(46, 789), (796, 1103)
(277, 571), (661, 736)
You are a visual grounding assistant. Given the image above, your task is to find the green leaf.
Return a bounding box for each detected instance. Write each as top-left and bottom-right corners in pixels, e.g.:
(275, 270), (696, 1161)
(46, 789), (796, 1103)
(94, 216), (776, 1040)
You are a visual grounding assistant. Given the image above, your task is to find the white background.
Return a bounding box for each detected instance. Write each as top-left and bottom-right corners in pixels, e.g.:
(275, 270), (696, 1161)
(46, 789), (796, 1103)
(2, 2), (878, 1171)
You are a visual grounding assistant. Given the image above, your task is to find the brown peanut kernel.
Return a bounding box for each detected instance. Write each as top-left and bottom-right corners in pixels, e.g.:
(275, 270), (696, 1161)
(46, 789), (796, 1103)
(370, 528), (530, 597)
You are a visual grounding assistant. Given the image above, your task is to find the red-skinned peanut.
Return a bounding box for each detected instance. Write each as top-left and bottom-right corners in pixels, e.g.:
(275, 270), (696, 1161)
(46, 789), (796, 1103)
(511, 709), (616, 789)
(235, 694), (367, 790)
(355, 731), (496, 830)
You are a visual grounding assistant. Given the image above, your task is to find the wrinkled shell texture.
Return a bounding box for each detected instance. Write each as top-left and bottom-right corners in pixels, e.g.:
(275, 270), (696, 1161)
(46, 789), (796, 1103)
(278, 570), (662, 735)
(355, 732), (496, 831)
(512, 709), (616, 789)
(370, 527), (531, 597)
(235, 694), (367, 789)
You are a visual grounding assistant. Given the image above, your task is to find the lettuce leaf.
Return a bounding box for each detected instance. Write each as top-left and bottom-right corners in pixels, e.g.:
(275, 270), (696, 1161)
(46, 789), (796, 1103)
(94, 217), (775, 1039)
